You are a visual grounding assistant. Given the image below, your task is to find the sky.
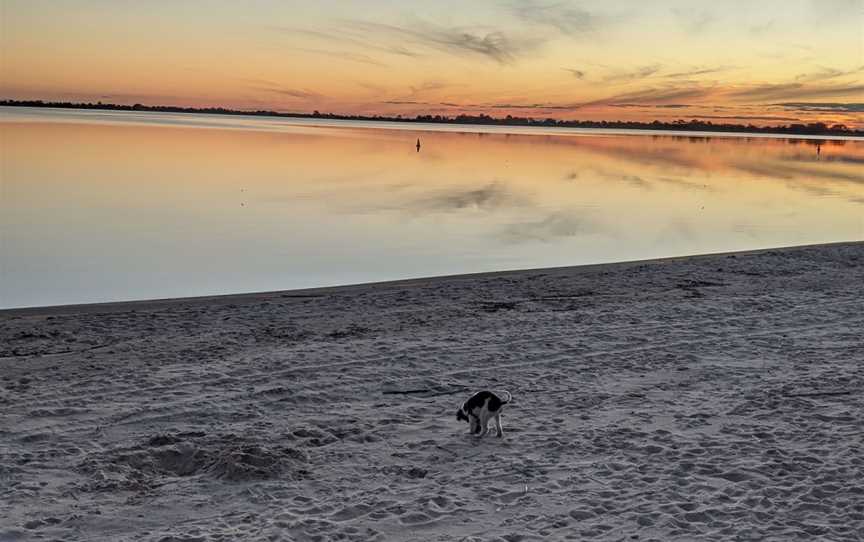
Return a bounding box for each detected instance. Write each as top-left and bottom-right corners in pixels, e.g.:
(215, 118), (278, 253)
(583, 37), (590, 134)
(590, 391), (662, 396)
(2, 0), (863, 127)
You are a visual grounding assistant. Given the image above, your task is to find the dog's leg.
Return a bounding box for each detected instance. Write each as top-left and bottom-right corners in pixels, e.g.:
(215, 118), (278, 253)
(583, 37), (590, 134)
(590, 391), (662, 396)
(494, 414), (503, 438)
(470, 416), (481, 435)
(479, 413), (490, 437)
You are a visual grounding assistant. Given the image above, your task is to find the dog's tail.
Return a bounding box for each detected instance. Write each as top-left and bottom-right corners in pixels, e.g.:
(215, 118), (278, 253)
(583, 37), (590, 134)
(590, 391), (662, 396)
(500, 390), (512, 405)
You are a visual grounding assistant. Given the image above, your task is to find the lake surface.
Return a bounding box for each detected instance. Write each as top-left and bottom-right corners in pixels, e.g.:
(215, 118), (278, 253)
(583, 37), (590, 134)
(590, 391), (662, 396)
(2, 107), (862, 309)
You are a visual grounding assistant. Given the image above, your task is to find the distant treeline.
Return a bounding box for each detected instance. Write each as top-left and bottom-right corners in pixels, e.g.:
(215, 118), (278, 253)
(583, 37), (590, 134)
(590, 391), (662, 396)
(2, 99), (861, 137)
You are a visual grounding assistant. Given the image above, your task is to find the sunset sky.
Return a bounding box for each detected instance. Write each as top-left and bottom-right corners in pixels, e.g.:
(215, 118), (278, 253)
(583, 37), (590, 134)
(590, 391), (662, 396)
(2, 0), (863, 126)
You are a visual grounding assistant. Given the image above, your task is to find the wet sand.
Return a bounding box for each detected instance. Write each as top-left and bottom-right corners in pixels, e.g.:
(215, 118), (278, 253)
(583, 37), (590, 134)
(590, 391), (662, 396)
(1, 241), (863, 541)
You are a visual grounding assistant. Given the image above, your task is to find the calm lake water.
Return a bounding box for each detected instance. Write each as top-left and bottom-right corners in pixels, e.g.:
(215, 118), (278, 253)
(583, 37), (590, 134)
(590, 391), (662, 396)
(2, 107), (863, 308)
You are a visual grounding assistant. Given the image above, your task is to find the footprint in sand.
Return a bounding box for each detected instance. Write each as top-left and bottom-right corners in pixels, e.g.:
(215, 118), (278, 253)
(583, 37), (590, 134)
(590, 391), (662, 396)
(330, 503), (375, 522)
(398, 510), (443, 525)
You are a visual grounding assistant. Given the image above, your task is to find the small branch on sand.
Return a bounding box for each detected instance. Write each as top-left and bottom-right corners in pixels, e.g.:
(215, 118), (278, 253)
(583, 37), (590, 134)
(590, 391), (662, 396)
(784, 390), (853, 398)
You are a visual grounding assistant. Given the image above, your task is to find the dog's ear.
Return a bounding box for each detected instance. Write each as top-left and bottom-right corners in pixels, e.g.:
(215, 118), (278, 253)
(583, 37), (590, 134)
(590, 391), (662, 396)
(456, 408), (468, 422)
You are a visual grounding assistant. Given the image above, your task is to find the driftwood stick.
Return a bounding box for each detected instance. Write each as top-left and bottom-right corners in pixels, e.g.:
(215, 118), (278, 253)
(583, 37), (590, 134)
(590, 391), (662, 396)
(435, 445), (457, 455)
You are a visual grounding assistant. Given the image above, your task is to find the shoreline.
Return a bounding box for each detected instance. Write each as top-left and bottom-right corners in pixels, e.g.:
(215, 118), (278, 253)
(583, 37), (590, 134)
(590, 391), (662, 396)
(4, 105), (864, 141)
(3, 240), (861, 318)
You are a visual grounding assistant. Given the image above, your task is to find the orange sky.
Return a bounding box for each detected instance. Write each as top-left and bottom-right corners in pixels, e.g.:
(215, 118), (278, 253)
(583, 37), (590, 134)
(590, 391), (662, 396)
(2, 0), (863, 127)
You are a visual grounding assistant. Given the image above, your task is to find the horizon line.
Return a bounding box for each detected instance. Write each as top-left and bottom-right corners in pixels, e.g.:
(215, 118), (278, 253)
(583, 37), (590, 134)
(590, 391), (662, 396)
(2, 98), (862, 138)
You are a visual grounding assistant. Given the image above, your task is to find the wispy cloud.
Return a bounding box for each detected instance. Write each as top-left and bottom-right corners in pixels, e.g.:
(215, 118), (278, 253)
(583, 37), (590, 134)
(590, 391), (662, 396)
(489, 102), (572, 109)
(603, 64), (662, 83)
(728, 82), (864, 102)
(297, 48), (386, 66)
(449, 85), (717, 111)
(282, 27), (422, 59)
(355, 81), (387, 96)
(508, 0), (603, 36)
(345, 20), (544, 64)
(588, 85), (715, 106)
(610, 103), (691, 108)
(242, 78), (323, 99)
(405, 81), (451, 98)
(794, 65), (864, 82)
(276, 19), (542, 65)
(664, 66), (731, 78)
(562, 68), (586, 79)
(376, 78), (864, 120)
(774, 102), (864, 112)
(260, 88), (320, 99)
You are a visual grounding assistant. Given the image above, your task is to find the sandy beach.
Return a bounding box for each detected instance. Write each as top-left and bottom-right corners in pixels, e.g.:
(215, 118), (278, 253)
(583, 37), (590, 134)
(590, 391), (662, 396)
(1, 241), (862, 541)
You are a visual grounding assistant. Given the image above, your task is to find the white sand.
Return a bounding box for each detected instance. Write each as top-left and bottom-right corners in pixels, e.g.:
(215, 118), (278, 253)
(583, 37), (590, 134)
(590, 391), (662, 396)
(1, 242), (863, 541)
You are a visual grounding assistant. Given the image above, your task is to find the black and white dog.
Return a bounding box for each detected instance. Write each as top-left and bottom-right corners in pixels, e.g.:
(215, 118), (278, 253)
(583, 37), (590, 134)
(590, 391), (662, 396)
(456, 390), (512, 438)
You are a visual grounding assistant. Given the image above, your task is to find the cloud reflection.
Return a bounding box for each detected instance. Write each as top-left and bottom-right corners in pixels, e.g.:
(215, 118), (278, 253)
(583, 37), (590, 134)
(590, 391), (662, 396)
(499, 211), (604, 243)
(409, 182), (528, 212)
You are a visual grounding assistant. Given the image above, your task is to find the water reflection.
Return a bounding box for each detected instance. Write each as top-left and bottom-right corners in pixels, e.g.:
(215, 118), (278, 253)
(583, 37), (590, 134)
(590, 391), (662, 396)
(1, 108), (862, 308)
